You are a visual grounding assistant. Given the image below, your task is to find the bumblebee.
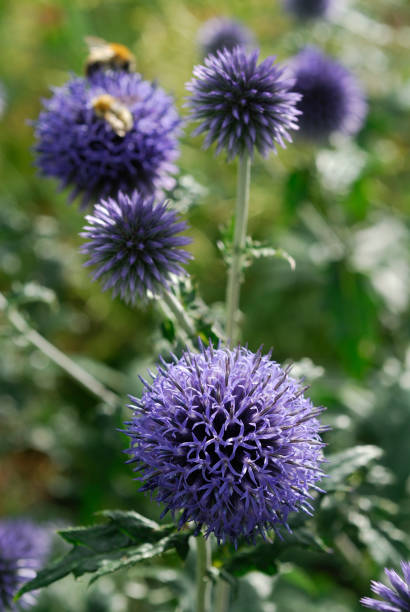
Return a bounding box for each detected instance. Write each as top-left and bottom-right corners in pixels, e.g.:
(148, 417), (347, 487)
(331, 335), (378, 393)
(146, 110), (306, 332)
(85, 36), (136, 76)
(91, 94), (133, 138)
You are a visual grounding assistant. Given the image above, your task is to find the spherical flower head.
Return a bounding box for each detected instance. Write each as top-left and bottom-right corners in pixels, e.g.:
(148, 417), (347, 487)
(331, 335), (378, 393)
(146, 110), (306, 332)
(124, 344), (326, 543)
(290, 47), (367, 141)
(283, 0), (333, 20)
(197, 17), (255, 58)
(33, 70), (182, 207)
(0, 519), (51, 609)
(80, 190), (192, 304)
(361, 562), (410, 612)
(186, 47), (301, 160)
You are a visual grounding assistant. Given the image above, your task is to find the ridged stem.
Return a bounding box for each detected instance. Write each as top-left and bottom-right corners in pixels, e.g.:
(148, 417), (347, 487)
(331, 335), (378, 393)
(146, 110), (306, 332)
(214, 578), (230, 612)
(0, 291), (120, 411)
(160, 289), (197, 340)
(196, 534), (212, 612)
(225, 153), (251, 344)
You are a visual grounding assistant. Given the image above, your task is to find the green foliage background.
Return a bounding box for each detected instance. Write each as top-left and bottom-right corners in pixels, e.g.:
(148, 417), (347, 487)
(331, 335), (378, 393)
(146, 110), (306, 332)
(0, 0), (409, 610)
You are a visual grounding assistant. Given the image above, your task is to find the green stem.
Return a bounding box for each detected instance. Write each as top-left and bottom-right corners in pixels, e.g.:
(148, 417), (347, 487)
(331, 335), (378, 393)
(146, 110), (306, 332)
(160, 289), (197, 340)
(225, 153), (251, 344)
(0, 291), (120, 411)
(214, 578), (230, 612)
(196, 534), (212, 612)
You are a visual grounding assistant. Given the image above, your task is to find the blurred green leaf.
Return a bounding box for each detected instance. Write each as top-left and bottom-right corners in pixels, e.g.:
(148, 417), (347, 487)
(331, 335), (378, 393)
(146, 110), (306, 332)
(222, 525), (331, 578)
(326, 445), (383, 492)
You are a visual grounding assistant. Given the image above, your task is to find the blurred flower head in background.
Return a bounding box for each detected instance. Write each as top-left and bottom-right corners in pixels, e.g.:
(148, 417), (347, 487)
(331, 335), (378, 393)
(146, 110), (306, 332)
(186, 47), (301, 160)
(283, 0), (333, 20)
(81, 190), (192, 305)
(361, 561), (410, 612)
(197, 17), (254, 58)
(0, 519), (51, 610)
(125, 343), (326, 543)
(290, 47), (367, 141)
(33, 70), (181, 207)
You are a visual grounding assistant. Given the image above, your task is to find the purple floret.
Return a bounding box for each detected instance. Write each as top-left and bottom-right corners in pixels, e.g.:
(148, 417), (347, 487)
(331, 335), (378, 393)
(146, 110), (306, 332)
(186, 46), (301, 160)
(33, 70), (182, 207)
(0, 519), (51, 610)
(283, 0), (333, 20)
(197, 17), (255, 58)
(290, 47), (367, 141)
(124, 343), (327, 543)
(361, 561), (410, 612)
(81, 190), (192, 304)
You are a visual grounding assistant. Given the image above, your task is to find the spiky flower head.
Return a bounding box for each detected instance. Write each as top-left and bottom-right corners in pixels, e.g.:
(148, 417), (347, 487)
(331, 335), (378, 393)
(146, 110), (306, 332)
(0, 518), (51, 609)
(186, 47), (301, 160)
(361, 561), (410, 612)
(33, 70), (181, 207)
(290, 47), (367, 141)
(283, 0), (333, 20)
(197, 17), (254, 58)
(81, 190), (192, 304)
(124, 343), (326, 543)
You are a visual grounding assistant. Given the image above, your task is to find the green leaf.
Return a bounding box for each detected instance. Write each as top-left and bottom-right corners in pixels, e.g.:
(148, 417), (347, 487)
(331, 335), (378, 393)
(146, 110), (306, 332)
(161, 318), (176, 342)
(16, 510), (193, 599)
(246, 242), (296, 271)
(221, 525), (330, 577)
(9, 282), (57, 308)
(326, 445), (383, 492)
(218, 233), (295, 271)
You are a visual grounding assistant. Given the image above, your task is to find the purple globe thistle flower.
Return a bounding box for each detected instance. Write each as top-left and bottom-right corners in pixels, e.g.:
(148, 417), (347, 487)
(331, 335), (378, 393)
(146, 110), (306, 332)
(80, 190), (192, 304)
(197, 17), (255, 58)
(33, 70), (181, 207)
(186, 47), (301, 160)
(283, 0), (333, 20)
(290, 47), (367, 141)
(0, 518), (51, 609)
(361, 562), (410, 612)
(124, 344), (327, 543)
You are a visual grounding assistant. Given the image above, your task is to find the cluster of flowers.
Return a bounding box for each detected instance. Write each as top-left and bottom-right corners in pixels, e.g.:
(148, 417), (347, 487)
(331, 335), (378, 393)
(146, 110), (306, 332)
(7, 7), (408, 611)
(30, 22), (328, 552)
(198, 9), (366, 142)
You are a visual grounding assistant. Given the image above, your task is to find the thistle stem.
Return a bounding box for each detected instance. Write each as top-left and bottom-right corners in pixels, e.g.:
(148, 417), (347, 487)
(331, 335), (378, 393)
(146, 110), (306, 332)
(226, 152), (251, 344)
(160, 289), (197, 340)
(0, 291), (120, 410)
(214, 578), (230, 612)
(196, 534), (212, 612)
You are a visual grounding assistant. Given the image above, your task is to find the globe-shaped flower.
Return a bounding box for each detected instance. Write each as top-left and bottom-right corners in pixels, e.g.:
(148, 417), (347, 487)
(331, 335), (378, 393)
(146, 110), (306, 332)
(290, 47), (367, 141)
(361, 561), (410, 612)
(0, 519), (51, 609)
(186, 47), (301, 160)
(197, 17), (254, 58)
(81, 190), (192, 304)
(283, 0), (333, 20)
(124, 344), (326, 543)
(33, 70), (181, 207)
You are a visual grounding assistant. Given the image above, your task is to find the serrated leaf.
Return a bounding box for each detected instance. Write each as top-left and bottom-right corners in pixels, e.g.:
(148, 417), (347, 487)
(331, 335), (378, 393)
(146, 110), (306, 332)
(326, 445), (383, 492)
(247, 244), (296, 271)
(16, 511), (193, 599)
(218, 233), (295, 271)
